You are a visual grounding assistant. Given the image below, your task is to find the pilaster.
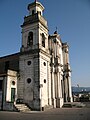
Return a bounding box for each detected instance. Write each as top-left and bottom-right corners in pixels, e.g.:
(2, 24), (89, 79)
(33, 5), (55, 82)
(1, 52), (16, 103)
(56, 72), (64, 108)
(47, 61), (52, 105)
(51, 72), (56, 108)
(33, 57), (40, 110)
(67, 76), (73, 102)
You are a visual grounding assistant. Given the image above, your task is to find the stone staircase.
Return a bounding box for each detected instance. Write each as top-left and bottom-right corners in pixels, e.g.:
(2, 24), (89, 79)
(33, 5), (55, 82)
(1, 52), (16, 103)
(14, 104), (31, 112)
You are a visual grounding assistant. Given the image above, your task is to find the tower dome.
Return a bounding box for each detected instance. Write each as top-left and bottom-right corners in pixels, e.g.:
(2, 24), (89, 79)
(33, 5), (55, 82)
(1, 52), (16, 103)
(27, 0), (44, 16)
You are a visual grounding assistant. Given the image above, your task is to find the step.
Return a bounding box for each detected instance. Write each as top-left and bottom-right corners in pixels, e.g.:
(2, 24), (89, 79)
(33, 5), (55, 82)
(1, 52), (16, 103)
(14, 104), (31, 112)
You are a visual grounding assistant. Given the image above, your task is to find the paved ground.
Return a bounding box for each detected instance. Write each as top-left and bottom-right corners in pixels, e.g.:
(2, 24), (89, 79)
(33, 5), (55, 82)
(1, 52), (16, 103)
(0, 108), (90, 120)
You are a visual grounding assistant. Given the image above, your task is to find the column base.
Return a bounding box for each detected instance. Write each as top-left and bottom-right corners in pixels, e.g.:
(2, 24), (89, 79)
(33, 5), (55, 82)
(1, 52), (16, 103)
(56, 97), (64, 108)
(52, 98), (56, 108)
(48, 98), (52, 106)
(68, 97), (73, 102)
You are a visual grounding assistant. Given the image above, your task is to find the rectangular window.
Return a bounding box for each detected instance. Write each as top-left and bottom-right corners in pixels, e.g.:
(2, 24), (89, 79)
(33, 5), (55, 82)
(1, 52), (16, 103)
(42, 33), (45, 48)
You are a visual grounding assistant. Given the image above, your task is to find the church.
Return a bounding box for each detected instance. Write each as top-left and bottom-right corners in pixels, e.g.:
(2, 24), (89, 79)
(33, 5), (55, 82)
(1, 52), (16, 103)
(0, 1), (72, 111)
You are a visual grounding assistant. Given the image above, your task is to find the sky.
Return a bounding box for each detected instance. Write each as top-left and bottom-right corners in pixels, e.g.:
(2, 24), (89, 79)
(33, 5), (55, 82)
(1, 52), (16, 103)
(0, 0), (90, 87)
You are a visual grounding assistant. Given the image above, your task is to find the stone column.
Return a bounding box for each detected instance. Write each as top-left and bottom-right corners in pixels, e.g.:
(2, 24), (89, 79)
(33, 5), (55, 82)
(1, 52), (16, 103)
(67, 75), (73, 102)
(64, 76), (68, 102)
(55, 73), (57, 99)
(56, 72), (60, 107)
(56, 72), (64, 108)
(51, 72), (56, 108)
(47, 62), (52, 106)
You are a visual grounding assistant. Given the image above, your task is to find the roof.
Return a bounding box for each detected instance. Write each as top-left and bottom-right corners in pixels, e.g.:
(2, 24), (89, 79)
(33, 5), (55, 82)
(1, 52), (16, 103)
(0, 52), (20, 74)
(28, 1), (44, 11)
(0, 52), (20, 61)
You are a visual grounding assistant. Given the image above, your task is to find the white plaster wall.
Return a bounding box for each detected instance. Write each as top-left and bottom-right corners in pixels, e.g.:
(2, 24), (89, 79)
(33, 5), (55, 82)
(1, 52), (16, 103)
(29, 7), (36, 15)
(29, 4), (43, 15)
(6, 70), (17, 102)
(36, 6), (43, 15)
(60, 46), (63, 66)
(47, 61), (52, 105)
(62, 50), (65, 65)
(40, 57), (48, 107)
(56, 38), (63, 66)
(6, 76), (11, 101)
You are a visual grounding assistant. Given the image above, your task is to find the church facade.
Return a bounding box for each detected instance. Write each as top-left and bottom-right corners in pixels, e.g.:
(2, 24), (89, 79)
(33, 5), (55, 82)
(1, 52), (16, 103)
(0, 1), (72, 111)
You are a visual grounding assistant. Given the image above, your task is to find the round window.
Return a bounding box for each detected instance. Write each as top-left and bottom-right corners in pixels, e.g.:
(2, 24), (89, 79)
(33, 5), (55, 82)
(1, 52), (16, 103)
(27, 78), (31, 84)
(27, 61), (31, 65)
(12, 81), (15, 85)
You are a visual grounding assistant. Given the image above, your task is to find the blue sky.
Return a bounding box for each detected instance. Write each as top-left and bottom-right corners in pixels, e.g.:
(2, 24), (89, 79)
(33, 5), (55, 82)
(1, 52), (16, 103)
(0, 0), (90, 87)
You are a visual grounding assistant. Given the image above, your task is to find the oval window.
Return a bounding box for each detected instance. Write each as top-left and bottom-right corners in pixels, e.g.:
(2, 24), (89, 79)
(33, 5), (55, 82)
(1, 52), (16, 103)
(12, 81), (15, 85)
(27, 61), (31, 65)
(27, 78), (31, 84)
(44, 79), (46, 83)
(43, 62), (46, 66)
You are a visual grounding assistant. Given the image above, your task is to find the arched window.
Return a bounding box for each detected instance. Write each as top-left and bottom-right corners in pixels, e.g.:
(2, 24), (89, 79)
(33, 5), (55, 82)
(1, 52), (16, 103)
(42, 33), (45, 47)
(28, 32), (33, 46)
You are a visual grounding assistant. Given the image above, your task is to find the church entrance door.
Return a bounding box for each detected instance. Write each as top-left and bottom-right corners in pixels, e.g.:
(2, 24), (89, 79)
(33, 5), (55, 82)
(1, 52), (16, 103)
(11, 88), (15, 103)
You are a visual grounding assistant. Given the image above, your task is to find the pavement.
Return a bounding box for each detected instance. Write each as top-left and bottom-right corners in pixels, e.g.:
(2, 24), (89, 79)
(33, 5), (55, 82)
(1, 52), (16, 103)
(0, 108), (90, 120)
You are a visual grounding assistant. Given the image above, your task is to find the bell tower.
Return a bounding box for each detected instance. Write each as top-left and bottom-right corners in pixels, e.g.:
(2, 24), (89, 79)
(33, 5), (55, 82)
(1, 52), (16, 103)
(21, 0), (49, 52)
(18, 0), (51, 111)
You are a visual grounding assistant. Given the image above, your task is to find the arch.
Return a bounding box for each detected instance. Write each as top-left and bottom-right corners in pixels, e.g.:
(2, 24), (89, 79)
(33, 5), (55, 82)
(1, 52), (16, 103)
(27, 32), (33, 46)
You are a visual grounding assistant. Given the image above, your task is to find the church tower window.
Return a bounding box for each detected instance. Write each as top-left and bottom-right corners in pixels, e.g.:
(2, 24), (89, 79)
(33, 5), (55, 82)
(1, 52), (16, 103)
(27, 32), (33, 46)
(42, 33), (45, 47)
